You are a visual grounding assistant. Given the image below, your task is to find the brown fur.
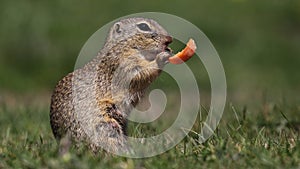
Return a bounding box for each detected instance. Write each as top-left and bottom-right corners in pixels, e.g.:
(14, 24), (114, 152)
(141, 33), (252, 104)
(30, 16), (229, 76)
(50, 17), (172, 154)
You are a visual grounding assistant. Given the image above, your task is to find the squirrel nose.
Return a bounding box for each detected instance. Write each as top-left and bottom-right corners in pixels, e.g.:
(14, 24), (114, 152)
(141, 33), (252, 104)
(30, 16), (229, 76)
(165, 35), (173, 44)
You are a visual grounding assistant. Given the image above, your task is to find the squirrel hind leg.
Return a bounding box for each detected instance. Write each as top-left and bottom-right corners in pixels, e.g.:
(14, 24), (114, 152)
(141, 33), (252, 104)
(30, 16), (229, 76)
(92, 119), (128, 153)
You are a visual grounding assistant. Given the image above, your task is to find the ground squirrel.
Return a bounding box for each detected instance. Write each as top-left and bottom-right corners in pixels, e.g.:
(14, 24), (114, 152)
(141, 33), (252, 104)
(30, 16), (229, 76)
(50, 17), (173, 154)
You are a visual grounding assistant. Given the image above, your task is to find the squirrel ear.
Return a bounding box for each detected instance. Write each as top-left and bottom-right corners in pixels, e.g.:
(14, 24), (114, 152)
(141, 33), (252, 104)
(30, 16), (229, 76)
(114, 22), (122, 34)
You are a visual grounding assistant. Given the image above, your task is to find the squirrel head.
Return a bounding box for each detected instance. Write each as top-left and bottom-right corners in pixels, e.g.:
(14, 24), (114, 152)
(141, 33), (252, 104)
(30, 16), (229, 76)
(103, 18), (174, 100)
(106, 17), (173, 63)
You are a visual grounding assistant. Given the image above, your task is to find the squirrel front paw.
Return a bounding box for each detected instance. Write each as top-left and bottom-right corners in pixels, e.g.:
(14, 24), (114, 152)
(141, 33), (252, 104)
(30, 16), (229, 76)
(156, 51), (172, 68)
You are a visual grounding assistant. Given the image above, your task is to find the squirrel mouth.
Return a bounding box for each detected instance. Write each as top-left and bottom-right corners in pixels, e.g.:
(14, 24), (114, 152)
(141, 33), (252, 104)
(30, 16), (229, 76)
(142, 45), (172, 61)
(164, 46), (172, 53)
(163, 35), (173, 55)
(142, 36), (173, 62)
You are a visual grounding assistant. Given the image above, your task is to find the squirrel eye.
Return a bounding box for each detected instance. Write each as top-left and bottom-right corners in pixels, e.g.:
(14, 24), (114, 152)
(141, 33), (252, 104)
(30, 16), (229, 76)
(137, 23), (151, 32)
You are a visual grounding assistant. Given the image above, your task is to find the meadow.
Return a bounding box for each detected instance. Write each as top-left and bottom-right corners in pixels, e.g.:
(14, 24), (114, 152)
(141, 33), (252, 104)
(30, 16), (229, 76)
(0, 1), (299, 168)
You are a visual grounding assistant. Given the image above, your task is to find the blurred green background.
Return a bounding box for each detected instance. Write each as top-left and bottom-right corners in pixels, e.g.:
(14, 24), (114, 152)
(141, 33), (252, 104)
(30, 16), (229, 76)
(0, 1), (300, 167)
(0, 0), (299, 96)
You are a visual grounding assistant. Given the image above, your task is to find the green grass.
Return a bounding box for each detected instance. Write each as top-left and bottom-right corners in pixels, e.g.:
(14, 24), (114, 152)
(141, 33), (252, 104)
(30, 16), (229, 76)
(0, 1), (299, 168)
(0, 93), (299, 169)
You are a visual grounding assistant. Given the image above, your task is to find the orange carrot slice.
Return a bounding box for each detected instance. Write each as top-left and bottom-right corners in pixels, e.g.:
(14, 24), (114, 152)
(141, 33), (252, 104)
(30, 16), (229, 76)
(168, 39), (197, 64)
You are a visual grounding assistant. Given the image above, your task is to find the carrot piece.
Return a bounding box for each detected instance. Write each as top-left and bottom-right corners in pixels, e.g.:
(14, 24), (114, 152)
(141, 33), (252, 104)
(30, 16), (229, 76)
(168, 39), (197, 64)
